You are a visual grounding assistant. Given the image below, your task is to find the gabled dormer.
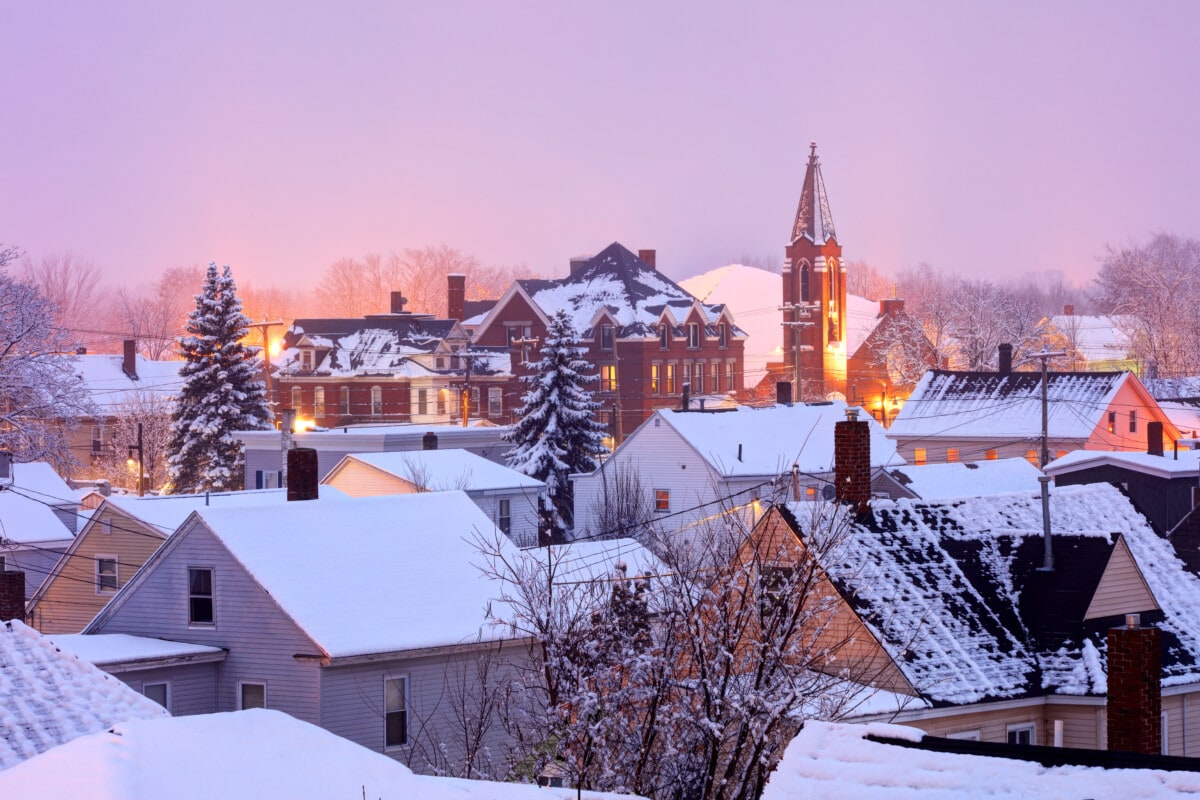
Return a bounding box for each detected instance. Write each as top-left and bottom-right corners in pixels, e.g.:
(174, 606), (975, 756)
(587, 308), (620, 353)
(291, 334), (334, 374)
(655, 308), (679, 351)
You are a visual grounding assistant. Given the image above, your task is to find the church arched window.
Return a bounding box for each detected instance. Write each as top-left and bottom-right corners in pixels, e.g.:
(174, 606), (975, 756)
(800, 262), (811, 302)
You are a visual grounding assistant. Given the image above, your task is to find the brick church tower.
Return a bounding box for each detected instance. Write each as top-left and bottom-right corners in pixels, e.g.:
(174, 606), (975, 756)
(781, 143), (847, 400)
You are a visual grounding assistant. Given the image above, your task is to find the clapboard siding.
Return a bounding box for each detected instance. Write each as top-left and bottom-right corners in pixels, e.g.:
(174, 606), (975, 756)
(1086, 538), (1159, 620)
(7, 546), (68, 603)
(87, 520), (322, 723)
(111, 662), (219, 716)
(325, 460), (417, 496)
(29, 508), (167, 634)
(470, 490), (540, 548)
(321, 645), (529, 774)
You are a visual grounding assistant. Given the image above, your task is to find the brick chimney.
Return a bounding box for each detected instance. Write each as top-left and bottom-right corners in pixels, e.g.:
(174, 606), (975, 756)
(122, 339), (138, 380)
(776, 381), (793, 406)
(287, 447), (319, 501)
(1107, 614), (1161, 754)
(1064, 304), (1075, 316)
(638, 249), (657, 270)
(1147, 421), (1164, 457)
(0, 571), (24, 622)
(390, 291), (409, 314)
(422, 432), (438, 450)
(447, 274), (466, 321)
(834, 407), (871, 515)
(998, 343), (1013, 375)
(569, 256), (590, 276)
(879, 299), (905, 316)
(75, 346), (87, 355)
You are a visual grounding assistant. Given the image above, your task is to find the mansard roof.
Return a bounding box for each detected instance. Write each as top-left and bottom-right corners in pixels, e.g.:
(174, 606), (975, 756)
(791, 143), (838, 246)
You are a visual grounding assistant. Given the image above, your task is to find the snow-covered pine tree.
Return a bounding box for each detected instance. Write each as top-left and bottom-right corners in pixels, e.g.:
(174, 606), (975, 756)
(504, 308), (609, 537)
(166, 264), (271, 493)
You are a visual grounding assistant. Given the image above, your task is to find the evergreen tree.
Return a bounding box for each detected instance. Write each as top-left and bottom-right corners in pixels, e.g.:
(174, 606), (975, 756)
(505, 309), (609, 536)
(166, 264), (271, 493)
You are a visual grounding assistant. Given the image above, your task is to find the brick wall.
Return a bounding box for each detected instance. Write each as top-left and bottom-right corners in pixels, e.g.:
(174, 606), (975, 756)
(1107, 621), (1162, 754)
(0, 571), (25, 622)
(834, 414), (871, 514)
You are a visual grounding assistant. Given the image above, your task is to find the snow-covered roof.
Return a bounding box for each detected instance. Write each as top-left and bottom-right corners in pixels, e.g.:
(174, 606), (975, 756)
(73, 354), (183, 414)
(172, 492), (518, 659)
(330, 449), (544, 492)
(0, 489), (74, 545)
(0, 620), (166, 770)
(99, 487), (342, 537)
(539, 538), (666, 584)
(1158, 399), (1200, 438)
(0, 462), (74, 503)
(1045, 448), (1200, 480)
(1145, 376), (1200, 401)
(680, 264), (781, 387)
(0, 708), (642, 800)
(762, 720), (1200, 800)
(1044, 314), (1136, 364)
(788, 482), (1200, 705)
(650, 401), (903, 478)
(886, 458), (1043, 500)
(46, 632), (225, 668)
(888, 369), (1130, 440)
(513, 243), (746, 340)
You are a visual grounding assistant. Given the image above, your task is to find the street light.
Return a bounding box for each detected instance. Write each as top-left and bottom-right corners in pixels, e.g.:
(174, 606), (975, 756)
(125, 421), (144, 497)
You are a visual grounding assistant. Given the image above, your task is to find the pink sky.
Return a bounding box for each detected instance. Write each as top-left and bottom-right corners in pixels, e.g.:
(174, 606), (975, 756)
(3, 2), (1199, 290)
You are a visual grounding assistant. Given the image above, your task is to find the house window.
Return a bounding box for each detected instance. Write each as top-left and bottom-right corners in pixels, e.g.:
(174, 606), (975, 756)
(682, 362), (692, 392)
(435, 356), (446, 370)
(600, 324), (614, 351)
(654, 489), (670, 512)
(506, 325), (532, 346)
(188, 567), (214, 626)
(1057, 450), (1069, 459)
(498, 498), (511, 535)
(806, 486), (816, 498)
(712, 362), (721, 392)
(1006, 723), (1035, 745)
(488, 388), (502, 417)
(470, 387), (480, 414)
(718, 323), (728, 348)
(985, 449), (998, 460)
(687, 322), (700, 349)
(1107, 410), (1116, 434)
(102, 519), (112, 536)
(694, 362), (705, 393)
(601, 365), (617, 392)
(143, 682), (169, 709)
(659, 324), (670, 350)
(371, 386), (383, 416)
(759, 565), (795, 620)
(417, 388), (429, 416)
(291, 386), (302, 411)
(1130, 410), (1138, 433)
(239, 681), (266, 710)
(666, 363), (676, 395)
(385, 677), (409, 747)
(95, 556), (118, 594)
(339, 386), (350, 416)
(947, 730), (981, 741)
(313, 386), (325, 417)
(1025, 449), (1039, 465)
(914, 448), (927, 466)
(946, 448), (959, 463)
(255, 470), (282, 490)
(725, 361), (735, 391)
(91, 425), (104, 454)
(650, 364), (661, 394)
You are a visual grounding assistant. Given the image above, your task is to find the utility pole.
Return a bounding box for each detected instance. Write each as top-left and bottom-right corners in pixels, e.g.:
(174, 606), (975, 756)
(246, 319), (285, 414)
(126, 422), (144, 497)
(780, 302), (816, 401)
(1028, 347), (1066, 572)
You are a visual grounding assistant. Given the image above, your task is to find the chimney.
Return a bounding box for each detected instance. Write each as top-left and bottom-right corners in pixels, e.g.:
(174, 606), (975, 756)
(0, 571), (24, 622)
(879, 299), (905, 316)
(75, 346), (87, 355)
(390, 291), (408, 314)
(287, 447), (319, 501)
(569, 256), (590, 276)
(998, 343), (1013, 375)
(1064, 304), (1075, 316)
(447, 274), (466, 322)
(0, 451), (10, 480)
(1107, 615), (1162, 754)
(638, 249), (657, 270)
(422, 432), (438, 450)
(681, 382), (691, 411)
(776, 381), (793, 406)
(122, 339), (138, 380)
(1148, 421), (1164, 457)
(834, 407), (871, 515)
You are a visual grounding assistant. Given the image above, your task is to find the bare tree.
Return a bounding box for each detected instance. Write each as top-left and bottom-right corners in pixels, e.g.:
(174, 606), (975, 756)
(845, 259), (894, 300)
(113, 265), (206, 360)
(729, 253), (784, 274)
(585, 462), (656, 542)
(93, 390), (174, 492)
(20, 251), (115, 354)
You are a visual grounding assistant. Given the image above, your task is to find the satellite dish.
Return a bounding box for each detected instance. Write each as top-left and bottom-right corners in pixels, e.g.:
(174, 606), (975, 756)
(821, 484), (836, 501)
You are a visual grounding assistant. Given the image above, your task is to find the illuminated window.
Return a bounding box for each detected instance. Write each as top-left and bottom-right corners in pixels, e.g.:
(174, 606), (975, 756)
(650, 364), (661, 394)
(654, 489), (670, 512)
(946, 448), (959, 463)
(666, 363), (676, 394)
(1025, 449), (1039, 465)
(914, 448), (927, 465)
(1107, 411), (1116, 434)
(339, 387), (350, 416)
(600, 324), (614, 350)
(313, 386), (325, 417)
(1130, 410), (1138, 433)
(687, 322), (701, 349)
(601, 365), (617, 392)
(694, 362), (705, 393)
(806, 486), (816, 498)
(985, 449), (998, 460)
(1057, 450), (1069, 459)
(659, 324), (670, 349)
(488, 388), (502, 417)
(371, 386), (383, 416)
(291, 386), (302, 411)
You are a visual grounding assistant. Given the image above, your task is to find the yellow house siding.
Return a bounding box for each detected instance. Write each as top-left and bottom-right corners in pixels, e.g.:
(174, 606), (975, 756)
(322, 459), (418, 497)
(1085, 538), (1159, 620)
(28, 509), (166, 634)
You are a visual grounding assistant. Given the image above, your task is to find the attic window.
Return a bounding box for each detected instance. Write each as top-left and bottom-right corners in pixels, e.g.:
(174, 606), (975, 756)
(946, 448), (959, 463)
(687, 323), (700, 349)
(654, 489), (670, 512)
(600, 324), (614, 350)
(1107, 411), (1116, 434)
(301, 350), (313, 371)
(718, 323), (728, 348)
(1130, 410), (1138, 433)
(659, 324), (670, 349)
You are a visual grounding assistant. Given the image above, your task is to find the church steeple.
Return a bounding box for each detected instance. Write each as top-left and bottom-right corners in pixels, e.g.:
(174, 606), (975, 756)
(791, 142), (838, 245)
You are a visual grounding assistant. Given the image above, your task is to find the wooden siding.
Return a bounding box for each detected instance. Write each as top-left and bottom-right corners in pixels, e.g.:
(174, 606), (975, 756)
(909, 702), (1101, 748)
(108, 662), (220, 716)
(28, 508), (167, 634)
(1086, 537), (1160, 620)
(87, 520), (323, 723)
(321, 644), (530, 774)
(7, 546), (69, 604)
(891, 436), (1082, 467)
(1162, 692), (1200, 756)
(469, 490), (541, 549)
(324, 460), (418, 497)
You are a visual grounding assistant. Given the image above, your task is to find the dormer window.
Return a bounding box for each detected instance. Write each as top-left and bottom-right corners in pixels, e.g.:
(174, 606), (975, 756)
(718, 322), (728, 348)
(301, 350), (314, 371)
(600, 324), (614, 351)
(687, 323), (700, 349)
(659, 324), (670, 350)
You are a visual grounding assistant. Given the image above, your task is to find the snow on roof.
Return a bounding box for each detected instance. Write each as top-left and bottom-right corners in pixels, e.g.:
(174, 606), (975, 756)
(762, 720), (1200, 799)
(1158, 399), (1200, 438)
(46, 632), (224, 667)
(1045, 314), (1136, 363)
(540, 538), (667, 584)
(793, 482), (1200, 704)
(0, 708), (643, 800)
(1046, 448), (1200, 480)
(888, 370), (1128, 440)
(0, 462), (74, 503)
(1145, 377), (1200, 401)
(336, 449), (544, 491)
(73, 354), (183, 414)
(101, 488), (343, 537)
(188, 492), (518, 658)
(519, 243), (745, 340)
(886, 458), (1043, 500)
(0, 489), (74, 545)
(655, 401), (903, 478)
(0, 620), (166, 770)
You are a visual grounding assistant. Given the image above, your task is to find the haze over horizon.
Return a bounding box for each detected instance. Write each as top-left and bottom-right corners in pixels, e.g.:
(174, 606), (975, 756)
(4, 2), (1199, 290)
